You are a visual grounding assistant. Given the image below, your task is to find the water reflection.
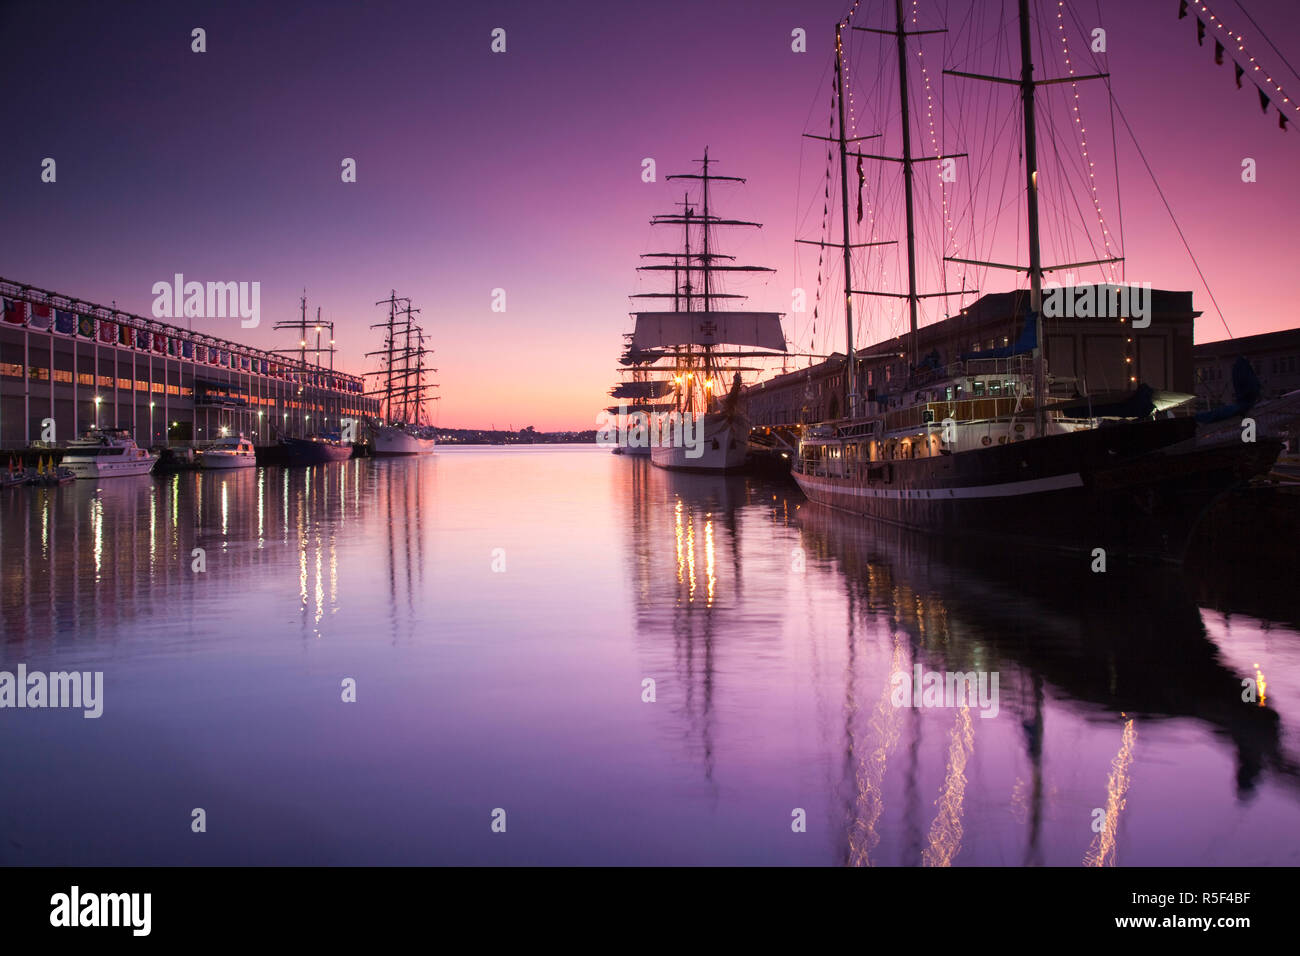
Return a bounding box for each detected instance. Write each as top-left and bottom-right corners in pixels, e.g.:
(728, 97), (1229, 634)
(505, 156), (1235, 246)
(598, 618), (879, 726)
(0, 449), (1296, 865)
(0, 462), (377, 650)
(625, 460), (1300, 865)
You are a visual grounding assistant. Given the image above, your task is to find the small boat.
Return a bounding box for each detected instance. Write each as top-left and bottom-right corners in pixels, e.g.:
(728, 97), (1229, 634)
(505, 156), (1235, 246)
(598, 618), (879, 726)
(280, 434), (353, 465)
(198, 433), (258, 469)
(2, 456), (27, 488)
(61, 428), (157, 479)
(27, 455), (76, 486)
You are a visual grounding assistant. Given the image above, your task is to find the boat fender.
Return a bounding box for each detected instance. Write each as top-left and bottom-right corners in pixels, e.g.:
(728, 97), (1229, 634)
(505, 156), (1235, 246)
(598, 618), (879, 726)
(981, 436), (991, 446)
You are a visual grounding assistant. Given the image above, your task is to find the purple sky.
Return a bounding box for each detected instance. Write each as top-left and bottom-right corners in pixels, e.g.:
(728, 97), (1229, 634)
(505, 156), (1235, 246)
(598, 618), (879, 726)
(2, 0), (1298, 429)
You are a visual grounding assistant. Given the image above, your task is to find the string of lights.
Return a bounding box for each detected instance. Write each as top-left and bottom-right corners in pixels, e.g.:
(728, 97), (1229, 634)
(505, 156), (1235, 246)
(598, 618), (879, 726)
(1190, 0), (1298, 122)
(1055, 0), (1120, 283)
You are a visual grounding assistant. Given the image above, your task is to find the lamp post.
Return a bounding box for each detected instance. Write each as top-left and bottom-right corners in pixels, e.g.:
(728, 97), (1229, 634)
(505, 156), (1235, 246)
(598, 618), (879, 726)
(149, 401), (155, 442)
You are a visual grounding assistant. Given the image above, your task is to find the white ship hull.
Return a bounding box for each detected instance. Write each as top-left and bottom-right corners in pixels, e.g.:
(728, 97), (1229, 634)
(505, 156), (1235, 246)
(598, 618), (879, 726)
(650, 413), (749, 472)
(63, 454), (157, 479)
(373, 425), (435, 456)
(199, 452), (257, 469)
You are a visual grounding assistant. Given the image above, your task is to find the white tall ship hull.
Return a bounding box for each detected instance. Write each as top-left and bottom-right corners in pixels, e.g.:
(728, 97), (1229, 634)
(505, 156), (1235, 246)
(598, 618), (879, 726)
(373, 424), (435, 456)
(650, 412), (749, 472)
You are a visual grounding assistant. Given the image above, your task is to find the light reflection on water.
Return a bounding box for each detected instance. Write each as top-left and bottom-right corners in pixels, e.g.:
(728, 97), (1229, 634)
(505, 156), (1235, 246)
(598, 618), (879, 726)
(0, 446), (1298, 866)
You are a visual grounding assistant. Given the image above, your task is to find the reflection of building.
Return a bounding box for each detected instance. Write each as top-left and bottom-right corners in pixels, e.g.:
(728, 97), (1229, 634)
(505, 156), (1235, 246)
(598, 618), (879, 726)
(746, 286), (1196, 426)
(1, 278), (378, 449)
(1194, 327), (1300, 407)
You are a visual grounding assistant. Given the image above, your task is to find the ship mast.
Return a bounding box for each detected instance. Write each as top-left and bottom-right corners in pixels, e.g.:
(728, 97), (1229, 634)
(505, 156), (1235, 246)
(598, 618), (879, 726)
(894, 0), (921, 367)
(834, 25), (857, 419)
(637, 156), (777, 417)
(1017, 0), (1047, 439)
(942, 0), (1117, 437)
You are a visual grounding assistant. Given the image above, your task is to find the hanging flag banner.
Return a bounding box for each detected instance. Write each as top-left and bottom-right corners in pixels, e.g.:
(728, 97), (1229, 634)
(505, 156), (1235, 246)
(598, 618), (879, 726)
(78, 315), (96, 338)
(856, 155), (865, 224)
(182, 340), (194, 359)
(3, 298), (26, 324)
(29, 304), (54, 331)
(1182, 0), (1295, 132)
(137, 328), (151, 350)
(196, 344), (208, 363)
(55, 310), (76, 335)
(153, 333), (167, 353)
(99, 318), (117, 343)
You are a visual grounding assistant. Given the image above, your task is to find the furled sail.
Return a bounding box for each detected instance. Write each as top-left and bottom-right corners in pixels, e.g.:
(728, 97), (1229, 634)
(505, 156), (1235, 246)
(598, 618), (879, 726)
(609, 380), (674, 399)
(632, 311), (786, 351)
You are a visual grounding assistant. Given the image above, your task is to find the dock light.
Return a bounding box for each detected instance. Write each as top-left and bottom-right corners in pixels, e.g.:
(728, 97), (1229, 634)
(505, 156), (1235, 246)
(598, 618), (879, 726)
(220, 426), (229, 436)
(300, 340), (306, 346)
(171, 422), (177, 427)
(94, 396), (101, 404)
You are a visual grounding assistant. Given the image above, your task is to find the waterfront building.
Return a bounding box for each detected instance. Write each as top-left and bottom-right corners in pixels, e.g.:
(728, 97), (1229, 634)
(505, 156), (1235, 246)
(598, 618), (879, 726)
(0, 278), (378, 449)
(1194, 327), (1300, 408)
(746, 286), (1197, 428)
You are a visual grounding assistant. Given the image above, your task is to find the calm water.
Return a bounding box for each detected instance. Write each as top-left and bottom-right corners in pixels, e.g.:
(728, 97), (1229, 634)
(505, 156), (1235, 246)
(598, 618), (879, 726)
(1, 446), (1298, 866)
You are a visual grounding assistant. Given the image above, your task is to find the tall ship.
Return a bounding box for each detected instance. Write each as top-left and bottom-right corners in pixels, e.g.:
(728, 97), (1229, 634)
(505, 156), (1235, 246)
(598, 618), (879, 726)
(629, 151), (787, 472)
(606, 334), (671, 457)
(790, 0), (1281, 561)
(366, 292), (438, 456)
(273, 293), (355, 465)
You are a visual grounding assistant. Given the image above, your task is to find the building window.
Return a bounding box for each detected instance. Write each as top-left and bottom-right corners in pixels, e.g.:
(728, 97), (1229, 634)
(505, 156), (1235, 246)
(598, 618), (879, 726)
(973, 381), (985, 397)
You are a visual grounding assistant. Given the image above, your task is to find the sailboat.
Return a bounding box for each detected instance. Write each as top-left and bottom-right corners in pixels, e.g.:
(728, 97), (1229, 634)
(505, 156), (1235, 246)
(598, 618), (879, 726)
(630, 151), (787, 472)
(366, 292), (438, 456)
(790, 1), (1281, 562)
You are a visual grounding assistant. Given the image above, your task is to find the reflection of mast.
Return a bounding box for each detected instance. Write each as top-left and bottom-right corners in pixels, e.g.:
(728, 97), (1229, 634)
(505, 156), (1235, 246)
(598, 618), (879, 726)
(1021, 673), (1045, 867)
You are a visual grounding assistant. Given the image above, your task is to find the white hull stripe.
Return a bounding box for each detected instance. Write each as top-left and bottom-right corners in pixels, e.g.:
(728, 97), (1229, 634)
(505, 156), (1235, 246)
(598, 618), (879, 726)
(795, 470), (1084, 500)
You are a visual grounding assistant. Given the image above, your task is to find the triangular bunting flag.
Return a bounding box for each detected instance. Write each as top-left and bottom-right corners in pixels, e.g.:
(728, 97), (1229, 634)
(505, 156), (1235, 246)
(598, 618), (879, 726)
(1215, 40), (1224, 66)
(1281, 111), (1289, 130)
(1235, 62), (1244, 88)
(1259, 87), (1270, 113)
(1178, 0), (1188, 18)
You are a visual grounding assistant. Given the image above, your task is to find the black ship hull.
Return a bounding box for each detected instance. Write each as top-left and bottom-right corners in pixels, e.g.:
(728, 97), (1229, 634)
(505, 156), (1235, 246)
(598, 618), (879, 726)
(793, 417), (1282, 562)
(279, 436), (354, 465)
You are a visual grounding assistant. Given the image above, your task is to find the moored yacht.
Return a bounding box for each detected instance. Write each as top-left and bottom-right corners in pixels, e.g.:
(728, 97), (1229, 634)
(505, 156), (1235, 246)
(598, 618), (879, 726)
(198, 433), (257, 469)
(62, 428), (157, 479)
